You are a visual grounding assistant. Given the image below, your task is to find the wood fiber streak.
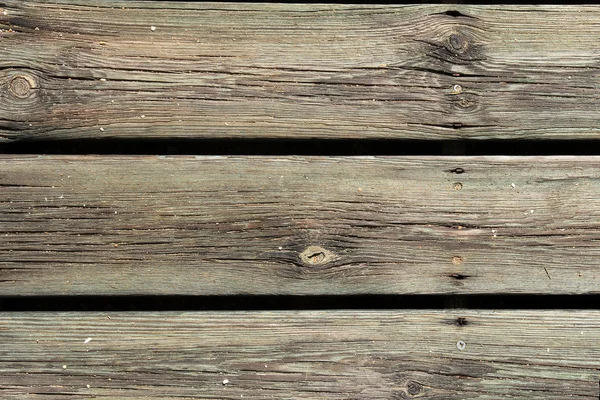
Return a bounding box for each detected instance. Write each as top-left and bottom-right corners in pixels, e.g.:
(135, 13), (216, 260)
(1, 3), (599, 140)
(0, 311), (599, 399)
(1, 155), (600, 295)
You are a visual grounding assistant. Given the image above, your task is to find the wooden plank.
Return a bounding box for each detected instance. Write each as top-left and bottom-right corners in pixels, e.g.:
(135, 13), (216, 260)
(0, 310), (598, 399)
(2, 155), (600, 296)
(2, 3), (600, 141)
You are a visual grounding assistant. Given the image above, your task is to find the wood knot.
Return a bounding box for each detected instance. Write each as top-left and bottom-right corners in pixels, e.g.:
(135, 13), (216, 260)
(448, 33), (468, 53)
(299, 246), (336, 266)
(406, 381), (423, 396)
(8, 74), (37, 99)
(457, 96), (476, 109)
(450, 93), (479, 114)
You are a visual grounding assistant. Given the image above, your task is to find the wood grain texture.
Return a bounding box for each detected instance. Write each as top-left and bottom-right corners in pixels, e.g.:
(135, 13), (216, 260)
(1, 310), (599, 399)
(1, 3), (600, 141)
(2, 155), (600, 296)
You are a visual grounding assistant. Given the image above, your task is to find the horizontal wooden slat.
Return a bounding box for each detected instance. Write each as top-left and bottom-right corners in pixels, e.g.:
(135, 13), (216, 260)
(1, 3), (600, 141)
(1, 310), (598, 399)
(2, 155), (600, 296)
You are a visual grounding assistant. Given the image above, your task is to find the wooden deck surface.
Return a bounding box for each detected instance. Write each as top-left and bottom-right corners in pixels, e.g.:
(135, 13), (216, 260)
(2, 155), (600, 296)
(1, 310), (599, 399)
(2, 3), (600, 141)
(2, 3), (600, 399)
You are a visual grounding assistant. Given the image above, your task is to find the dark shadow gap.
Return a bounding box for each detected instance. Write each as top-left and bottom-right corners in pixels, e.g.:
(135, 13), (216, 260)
(2, 139), (600, 156)
(1, 295), (600, 311)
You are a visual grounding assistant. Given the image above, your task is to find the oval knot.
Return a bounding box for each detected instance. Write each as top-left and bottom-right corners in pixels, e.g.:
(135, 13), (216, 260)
(8, 75), (37, 99)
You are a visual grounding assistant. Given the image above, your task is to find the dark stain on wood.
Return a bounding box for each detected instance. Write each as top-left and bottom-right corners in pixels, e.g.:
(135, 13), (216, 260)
(435, 10), (478, 20)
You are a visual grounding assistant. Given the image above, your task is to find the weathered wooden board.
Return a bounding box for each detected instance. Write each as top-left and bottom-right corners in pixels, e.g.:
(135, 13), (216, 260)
(2, 155), (600, 296)
(1, 310), (598, 399)
(1, 3), (600, 141)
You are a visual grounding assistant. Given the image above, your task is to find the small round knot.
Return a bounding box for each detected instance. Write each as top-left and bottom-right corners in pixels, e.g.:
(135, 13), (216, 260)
(406, 381), (423, 396)
(299, 246), (337, 266)
(450, 93), (479, 113)
(458, 97), (475, 109)
(448, 33), (467, 52)
(8, 75), (36, 99)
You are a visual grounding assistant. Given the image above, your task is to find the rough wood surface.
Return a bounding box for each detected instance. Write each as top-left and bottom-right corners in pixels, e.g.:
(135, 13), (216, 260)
(1, 310), (599, 399)
(2, 155), (600, 296)
(1, 3), (600, 141)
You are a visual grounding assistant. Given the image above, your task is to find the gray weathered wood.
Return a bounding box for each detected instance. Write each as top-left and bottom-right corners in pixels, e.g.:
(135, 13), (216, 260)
(1, 3), (600, 141)
(1, 310), (599, 399)
(2, 155), (600, 295)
